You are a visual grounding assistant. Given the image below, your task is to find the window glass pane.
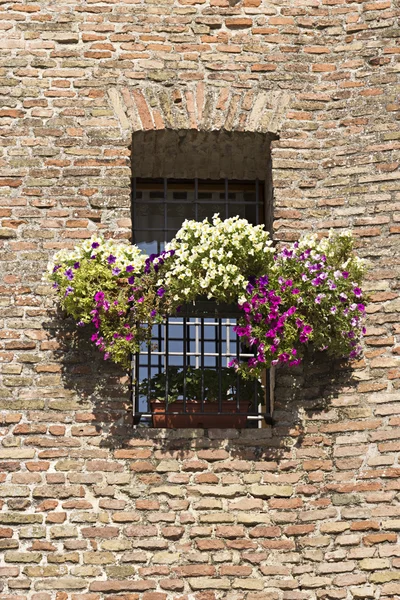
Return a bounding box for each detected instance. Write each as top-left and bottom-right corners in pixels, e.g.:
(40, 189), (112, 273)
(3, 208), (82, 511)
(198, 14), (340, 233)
(135, 202), (164, 231)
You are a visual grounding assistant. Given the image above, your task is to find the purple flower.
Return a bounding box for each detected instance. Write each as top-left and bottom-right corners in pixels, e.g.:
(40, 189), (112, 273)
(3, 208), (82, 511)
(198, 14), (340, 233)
(104, 352), (110, 360)
(289, 359), (301, 367)
(151, 310), (157, 318)
(91, 333), (98, 342)
(94, 291), (105, 303)
(52, 282), (59, 289)
(126, 265), (134, 273)
(64, 268), (74, 281)
(342, 271), (349, 279)
(281, 248), (293, 258)
(73, 262), (80, 269)
(292, 288), (300, 295)
(315, 293), (325, 304)
(330, 306), (337, 314)
(107, 254), (116, 265)
(278, 352), (290, 363)
(91, 242), (99, 249)
(125, 334), (133, 341)
(128, 276), (135, 285)
(53, 264), (61, 273)
(156, 287), (165, 298)
(357, 303), (365, 313)
(77, 320), (85, 327)
(339, 292), (347, 302)
(65, 286), (74, 297)
(112, 267), (121, 275)
(353, 287), (362, 298)
(303, 325), (312, 334)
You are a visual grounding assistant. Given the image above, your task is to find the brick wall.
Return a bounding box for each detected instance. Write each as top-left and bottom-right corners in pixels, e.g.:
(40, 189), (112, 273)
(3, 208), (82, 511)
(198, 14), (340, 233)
(1, 0), (400, 598)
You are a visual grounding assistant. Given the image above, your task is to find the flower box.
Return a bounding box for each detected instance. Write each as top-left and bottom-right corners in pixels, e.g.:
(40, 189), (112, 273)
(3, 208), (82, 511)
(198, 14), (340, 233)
(150, 399), (251, 429)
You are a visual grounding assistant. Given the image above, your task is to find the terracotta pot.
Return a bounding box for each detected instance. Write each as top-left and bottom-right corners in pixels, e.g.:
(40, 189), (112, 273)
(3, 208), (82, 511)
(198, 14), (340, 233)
(150, 399), (250, 429)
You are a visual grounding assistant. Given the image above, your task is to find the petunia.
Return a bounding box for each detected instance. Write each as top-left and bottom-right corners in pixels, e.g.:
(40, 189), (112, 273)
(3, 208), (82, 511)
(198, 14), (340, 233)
(73, 262), (80, 269)
(65, 286), (74, 296)
(112, 267), (121, 276)
(94, 291), (105, 303)
(107, 254), (116, 265)
(64, 268), (74, 281)
(126, 265), (134, 273)
(157, 287), (165, 298)
(353, 287), (362, 298)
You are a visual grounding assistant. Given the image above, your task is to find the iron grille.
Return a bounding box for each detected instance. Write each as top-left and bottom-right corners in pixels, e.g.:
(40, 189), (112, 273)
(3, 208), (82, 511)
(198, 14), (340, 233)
(131, 178), (273, 428)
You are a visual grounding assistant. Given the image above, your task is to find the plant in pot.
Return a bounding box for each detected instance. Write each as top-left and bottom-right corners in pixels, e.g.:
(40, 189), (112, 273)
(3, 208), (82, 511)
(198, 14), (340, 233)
(139, 366), (265, 429)
(45, 216), (367, 428)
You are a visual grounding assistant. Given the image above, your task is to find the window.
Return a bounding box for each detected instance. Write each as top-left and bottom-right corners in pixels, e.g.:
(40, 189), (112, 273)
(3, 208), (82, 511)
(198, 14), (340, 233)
(131, 177), (273, 428)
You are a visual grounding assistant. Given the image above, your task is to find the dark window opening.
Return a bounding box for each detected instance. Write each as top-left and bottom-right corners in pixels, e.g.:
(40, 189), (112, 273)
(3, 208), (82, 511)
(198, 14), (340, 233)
(131, 131), (275, 428)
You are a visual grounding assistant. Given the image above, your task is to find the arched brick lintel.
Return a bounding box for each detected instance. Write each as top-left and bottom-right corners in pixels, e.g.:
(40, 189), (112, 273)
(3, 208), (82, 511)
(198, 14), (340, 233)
(108, 84), (291, 136)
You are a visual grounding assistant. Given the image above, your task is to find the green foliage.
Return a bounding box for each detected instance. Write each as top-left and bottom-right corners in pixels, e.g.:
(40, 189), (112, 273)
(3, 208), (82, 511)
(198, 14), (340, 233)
(139, 366), (265, 404)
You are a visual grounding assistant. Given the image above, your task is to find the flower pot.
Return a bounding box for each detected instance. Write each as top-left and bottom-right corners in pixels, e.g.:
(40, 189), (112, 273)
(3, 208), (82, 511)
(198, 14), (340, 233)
(150, 399), (250, 429)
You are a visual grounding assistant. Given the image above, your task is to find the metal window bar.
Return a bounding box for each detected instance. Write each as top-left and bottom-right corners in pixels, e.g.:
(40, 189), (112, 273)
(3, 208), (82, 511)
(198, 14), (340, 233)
(132, 309), (272, 427)
(131, 178), (272, 427)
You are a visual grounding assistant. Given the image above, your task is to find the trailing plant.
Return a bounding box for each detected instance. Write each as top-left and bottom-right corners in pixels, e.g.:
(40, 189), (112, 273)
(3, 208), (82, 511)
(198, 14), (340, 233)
(230, 230), (367, 378)
(46, 218), (367, 376)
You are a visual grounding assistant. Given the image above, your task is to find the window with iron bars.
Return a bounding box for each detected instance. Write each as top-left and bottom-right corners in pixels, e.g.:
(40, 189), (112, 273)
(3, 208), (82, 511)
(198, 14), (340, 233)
(131, 177), (273, 428)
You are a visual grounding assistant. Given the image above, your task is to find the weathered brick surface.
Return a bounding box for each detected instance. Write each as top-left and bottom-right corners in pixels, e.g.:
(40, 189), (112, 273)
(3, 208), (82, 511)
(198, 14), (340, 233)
(1, 0), (400, 597)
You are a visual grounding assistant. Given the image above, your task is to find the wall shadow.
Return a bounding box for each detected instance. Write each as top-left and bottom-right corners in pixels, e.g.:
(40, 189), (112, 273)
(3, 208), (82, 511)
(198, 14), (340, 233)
(44, 308), (358, 462)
